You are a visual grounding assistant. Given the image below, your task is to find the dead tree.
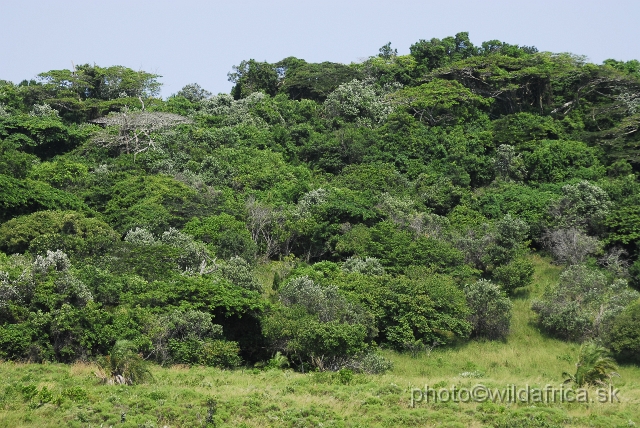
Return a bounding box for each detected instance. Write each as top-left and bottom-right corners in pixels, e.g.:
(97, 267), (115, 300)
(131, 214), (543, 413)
(92, 109), (191, 160)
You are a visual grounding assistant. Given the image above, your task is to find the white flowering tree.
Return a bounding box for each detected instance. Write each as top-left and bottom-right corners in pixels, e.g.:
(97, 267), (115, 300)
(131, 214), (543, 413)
(324, 79), (400, 127)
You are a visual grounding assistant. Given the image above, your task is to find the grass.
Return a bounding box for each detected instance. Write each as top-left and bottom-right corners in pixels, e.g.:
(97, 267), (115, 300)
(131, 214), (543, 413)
(0, 255), (639, 427)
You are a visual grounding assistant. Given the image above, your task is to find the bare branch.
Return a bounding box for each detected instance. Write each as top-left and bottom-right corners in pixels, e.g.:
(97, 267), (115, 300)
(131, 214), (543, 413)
(91, 110), (191, 160)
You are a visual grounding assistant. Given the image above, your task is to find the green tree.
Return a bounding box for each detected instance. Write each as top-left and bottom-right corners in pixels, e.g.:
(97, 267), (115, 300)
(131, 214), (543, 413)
(183, 214), (256, 261)
(465, 279), (512, 340)
(277, 60), (361, 102)
(523, 140), (604, 183)
(532, 265), (638, 341)
(0, 175), (88, 223)
(493, 144), (526, 182)
(389, 79), (490, 126)
(37, 64), (161, 101)
(607, 300), (640, 363)
(0, 210), (118, 256)
(228, 59), (279, 99)
(104, 175), (208, 234)
(410, 32), (478, 71)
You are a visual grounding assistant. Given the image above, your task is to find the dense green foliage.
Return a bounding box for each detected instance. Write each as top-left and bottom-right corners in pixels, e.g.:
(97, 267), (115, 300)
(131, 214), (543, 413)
(607, 299), (640, 363)
(1, 32), (640, 374)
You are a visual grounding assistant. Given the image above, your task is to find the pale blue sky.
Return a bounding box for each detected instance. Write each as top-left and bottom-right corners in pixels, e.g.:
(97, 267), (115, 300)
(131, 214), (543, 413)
(1, 0), (638, 97)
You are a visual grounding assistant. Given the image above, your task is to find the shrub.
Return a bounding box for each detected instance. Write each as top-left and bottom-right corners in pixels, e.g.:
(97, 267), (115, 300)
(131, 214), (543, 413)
(200, 339), (242, 368)
(607, 300), (640, 364)
(216, 256), (262, 292)
(486, 214), (530, 267)
(465, 279), (512, 340)
(531, 265), (638, 341)
(522, 140), (604, 183)
(122, 227), (210, 274)
(262, 307), (370, 371)
(279, 276), (354, 323)
(324, 78), (398, 127)
(183, 214), (256, 260)
(27, 159), (89, 189)
(345, 350), (393, 374)
(336, 221), (465, 275)
(0, 175), (88, 223)
(0, 322), (43, 361)
(492, 257), (534, 293)
(1, 249), (93, 313)
(264, 275), (373, 371)
(543, 228), (602, 265)
(342, 256), (385, 275)
(147, 309), (226, 365)
(95, 340), (152, 385)
(263, 351), (289, 370)
(382, 275), (472, 348)
(168, 337), (241, 368)
(104, 175), (206, 234)
(0, 210), (119, 257)
(549, 180), (611, 233)
(562, 342), (619, 387)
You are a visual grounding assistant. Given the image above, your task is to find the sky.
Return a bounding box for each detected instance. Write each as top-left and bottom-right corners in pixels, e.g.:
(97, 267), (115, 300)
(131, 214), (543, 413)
(1, 0), (639, 98)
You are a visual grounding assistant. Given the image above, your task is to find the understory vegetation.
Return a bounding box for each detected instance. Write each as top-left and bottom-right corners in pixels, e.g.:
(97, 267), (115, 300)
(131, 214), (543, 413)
(1, 32), (640, 426)
(1, 257), (639, 427)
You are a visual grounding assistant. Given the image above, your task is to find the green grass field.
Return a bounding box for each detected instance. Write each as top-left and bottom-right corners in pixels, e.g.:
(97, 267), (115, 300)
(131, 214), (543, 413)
(1, 256), (638, 427)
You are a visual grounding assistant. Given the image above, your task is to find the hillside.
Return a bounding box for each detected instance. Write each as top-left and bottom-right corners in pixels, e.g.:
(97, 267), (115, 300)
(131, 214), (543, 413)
(1, 33), (639, 426)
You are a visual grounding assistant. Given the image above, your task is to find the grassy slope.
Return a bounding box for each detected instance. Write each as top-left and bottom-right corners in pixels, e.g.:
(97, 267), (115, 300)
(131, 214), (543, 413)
(0, 256), (638, 428)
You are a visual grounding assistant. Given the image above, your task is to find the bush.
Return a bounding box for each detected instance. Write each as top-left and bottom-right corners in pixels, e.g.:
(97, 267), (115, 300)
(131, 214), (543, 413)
(492, 257), (534, 293)
(342, 256), (385, 275)
(216, 256), (262, 292)
(486, 214), (530, 267)
(549, 180), (611, 233)
(0, 322), (44, 361)
(1, 249), (93, 314)
(200, 339), (242, 368)
(0, 175), (88, 223)
(279, 276), (354, 323)
(522, 140), (604, 183)
(264, 275), (374, 371)
(345, 350), (393, 374)
(0, 210), (119, 257)
(262, 307), (370, 371)
(563, 342), (619, 388)
(104, 175), (207, 234)
(382, 275), (472, 348)
(147, 309), (225, 365)
(543, 228), (602, 266)
(607, 300), (640, 364)
(465, 279), (512, 340)
(123, 227), (210, 273)
(96, 340), (152, 385)
(27, 159), (89, 189)
(183, 214), (256, 260)
(335, 221), (465, 275)
(531, 265), (638, 341)
(167, 337), (241, 368)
